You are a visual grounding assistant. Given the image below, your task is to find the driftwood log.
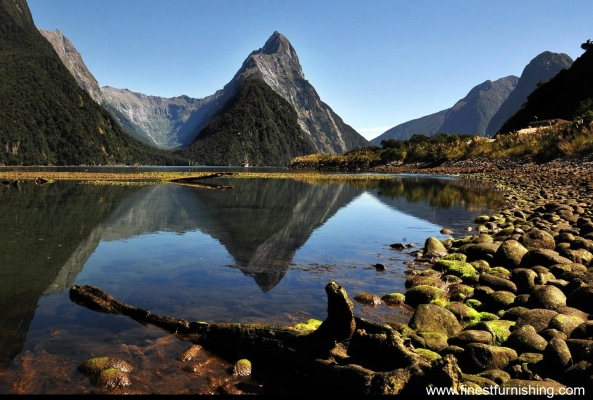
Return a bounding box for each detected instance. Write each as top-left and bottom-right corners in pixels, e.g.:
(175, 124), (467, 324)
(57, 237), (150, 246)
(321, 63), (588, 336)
(69, 282), (463, 394)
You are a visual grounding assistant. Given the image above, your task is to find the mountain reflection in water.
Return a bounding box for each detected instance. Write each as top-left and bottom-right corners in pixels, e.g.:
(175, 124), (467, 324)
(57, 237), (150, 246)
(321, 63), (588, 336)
(0, 174), (503, 393)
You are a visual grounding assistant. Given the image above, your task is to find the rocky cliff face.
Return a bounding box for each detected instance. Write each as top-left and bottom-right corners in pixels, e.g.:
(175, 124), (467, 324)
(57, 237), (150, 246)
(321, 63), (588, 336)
(38, 28), (104, 105)
(101, 87), (225, 148)
(486, 51), (573, 135)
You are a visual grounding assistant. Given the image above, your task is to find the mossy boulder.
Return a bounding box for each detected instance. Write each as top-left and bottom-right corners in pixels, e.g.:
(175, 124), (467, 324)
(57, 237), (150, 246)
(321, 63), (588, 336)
(418, 331), (449, 352)
(381, 293), (405, 305)
(479, 273), (517, 293)
(448, 330), (493, 346)
(462, 243), (501, 263)
(415, 348), (442, 362)
(445, 262), (478, 280)
(408, 303), (462, 337)
(511, 268), (538, 294)
(423, 237), (448, 258)
(514, 308), (559, 333)
(447, 283), (474, 301)
(232, 359), (252, 377)
(470, 260), (490, 273)
(90, 368), (131, 389)
(404, 285), (447, 308)
(487, 267), (512, 279)
(405, 274), (446, 289)
(542, 338), (572, 376)
(520, 249), (573, 268)
(442, 253), (467, 262)
(476, 369), (510, 384)
(475, 215), (491, 223)
(503, 325), (548, 353)
(78, 357), (133, 376)
(484, 290), (516, 311)
(548, 314), (584, 336)
(469, 320), (516, 346)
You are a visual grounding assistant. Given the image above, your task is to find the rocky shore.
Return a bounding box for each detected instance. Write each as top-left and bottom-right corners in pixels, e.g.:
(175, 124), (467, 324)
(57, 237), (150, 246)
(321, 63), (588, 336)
(66, 158), (593, 394)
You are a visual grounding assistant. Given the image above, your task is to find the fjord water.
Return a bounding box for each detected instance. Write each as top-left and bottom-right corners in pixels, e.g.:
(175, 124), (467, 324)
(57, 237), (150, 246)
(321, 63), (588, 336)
(0, 172), (503, 393)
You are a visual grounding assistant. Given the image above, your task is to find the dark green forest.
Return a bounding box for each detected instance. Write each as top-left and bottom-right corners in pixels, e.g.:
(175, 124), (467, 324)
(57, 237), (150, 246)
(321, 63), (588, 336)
(176, 78), (315, 166)
(0, 0), (186, 166)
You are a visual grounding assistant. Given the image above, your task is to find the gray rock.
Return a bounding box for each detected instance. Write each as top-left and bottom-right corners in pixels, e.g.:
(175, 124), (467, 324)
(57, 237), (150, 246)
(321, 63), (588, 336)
(463, 343), (518, 372)
(479, 273), (517, 293)
(519, 228), (556, 250)
(448, 330), (494, 346)
(526, 285), (567, 310)
(548, 314), (585, 336)
(494, 240), (528, 269)
(503, 325), (548, 353)
(519, 249), (573, 268)
(514, 308), (559, 332)
(408, 304), (462, 337)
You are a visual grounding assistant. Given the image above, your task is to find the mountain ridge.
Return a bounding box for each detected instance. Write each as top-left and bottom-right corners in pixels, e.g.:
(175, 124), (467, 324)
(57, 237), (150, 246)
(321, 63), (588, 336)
(0, 0), (183, 166)
(486, 51), (573, 135)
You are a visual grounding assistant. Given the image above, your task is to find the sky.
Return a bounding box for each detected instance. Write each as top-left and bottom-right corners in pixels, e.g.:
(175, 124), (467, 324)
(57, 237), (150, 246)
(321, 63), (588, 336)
(27, 0), (593, 141)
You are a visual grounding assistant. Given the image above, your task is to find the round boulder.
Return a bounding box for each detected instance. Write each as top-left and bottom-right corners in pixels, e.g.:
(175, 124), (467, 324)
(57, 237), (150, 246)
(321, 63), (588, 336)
(463, 343), (518, 372)
(519, 228), (556, 250)
(423, 237), (448, 258)
(404, 285), (447, 308)
(408, 303), (462, 337)
(503, 325), (548, 354)
(526, 285), (567, 310)
(494, 240), (528, 270)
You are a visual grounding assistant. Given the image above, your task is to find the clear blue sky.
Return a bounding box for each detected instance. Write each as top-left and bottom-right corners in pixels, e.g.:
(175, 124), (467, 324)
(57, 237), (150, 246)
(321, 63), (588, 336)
(28, 0), (592, 141)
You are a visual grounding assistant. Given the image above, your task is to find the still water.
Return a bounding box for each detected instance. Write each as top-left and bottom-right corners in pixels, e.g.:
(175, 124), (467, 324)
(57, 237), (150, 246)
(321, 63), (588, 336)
(0, 171), (504, 394)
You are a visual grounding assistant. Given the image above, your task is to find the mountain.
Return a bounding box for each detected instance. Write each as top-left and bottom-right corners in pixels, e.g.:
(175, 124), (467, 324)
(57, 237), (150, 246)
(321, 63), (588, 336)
(486, 51), (573, 136)
(100, 86), (224, 148)
(371, 110), (448, 144)
(175, 78), (315, 166)
(176, 31), (370, 165)
(44, 30), (368, 160)
(438, 75), (519, 135)
(499, 46), (593, 133)
(0, 0), (184, 166)
(371, 76), (518, 145)
(37, 28), (104, 105)
(230, 31), (370, 154)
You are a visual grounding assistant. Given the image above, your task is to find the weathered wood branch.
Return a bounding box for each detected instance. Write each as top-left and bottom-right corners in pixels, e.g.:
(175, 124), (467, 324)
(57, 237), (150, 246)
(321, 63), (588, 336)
(68, 282), (463, 394)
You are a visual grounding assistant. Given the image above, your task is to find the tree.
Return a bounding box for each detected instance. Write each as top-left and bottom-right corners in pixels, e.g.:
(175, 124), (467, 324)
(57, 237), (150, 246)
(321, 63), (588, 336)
(581, 39), (592, 51)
